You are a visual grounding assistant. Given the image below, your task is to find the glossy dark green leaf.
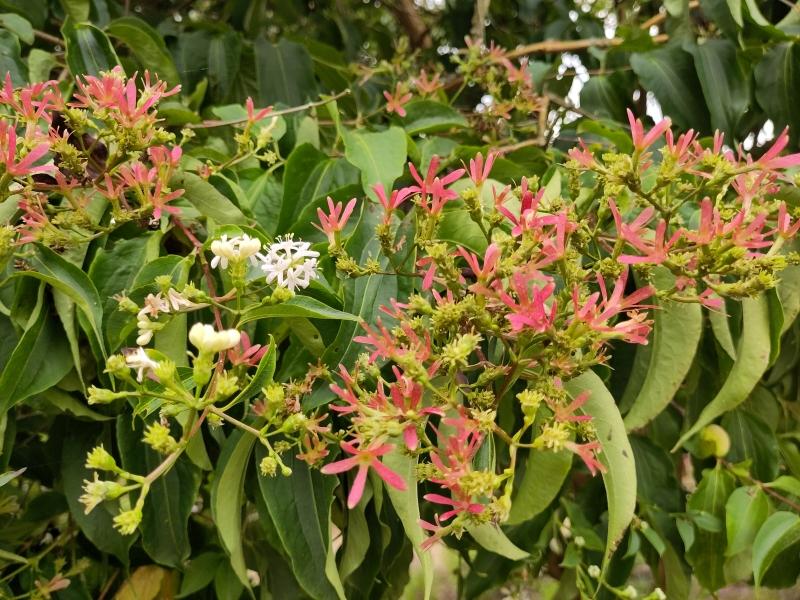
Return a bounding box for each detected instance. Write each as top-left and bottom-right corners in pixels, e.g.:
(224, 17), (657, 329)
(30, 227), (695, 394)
(256, 448), (345, 600)
(755, 42), (800, 144)
(0, 29), (26, 84)
(117, 415), (201, 567)
(685, 466), (735, 592)
(172, 171), (249, 225)
(207, 29), (242, 104)
(254, 37), (318, 106)
(400, 100), (467, 135)
(106, 16), (181, 87)
(278, 146), (359, 233)
(61, 428), (135, 564)
(0, 309), (72, 420)
(674, 295), (771, 450)
(630, 436), (682, 512)
(62, 19), (120, 78)
(21, 244), (107, 357)
(210, 430), (255, 588)
(238, 297), (358, 326)
(630, 43), (711, 132)
(722, 409), (780, 482)
(178, 552), (225, 597)
(227, 335), (275, 406)
(343, 127), (407, 201)
(564, 371), (636, 564)
(685, 39), (749, 138)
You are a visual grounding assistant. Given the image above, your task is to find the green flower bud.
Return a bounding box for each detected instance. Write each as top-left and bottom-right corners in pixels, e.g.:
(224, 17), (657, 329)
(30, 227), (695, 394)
(153, 359), (177, 382)
(87, 386), (128, 405)
(113, 506), (143, 535)
(85, 445), (117, 471)
(259, 455), (278, 477)
(104, 355), (129, 377)
(143, 422), (179, 454)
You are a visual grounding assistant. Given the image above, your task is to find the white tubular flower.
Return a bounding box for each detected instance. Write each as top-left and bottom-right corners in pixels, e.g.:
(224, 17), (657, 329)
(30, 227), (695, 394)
(210, 234), (263, 270)
(138, 292), (170, 319)
(259, 235), (319, 292)
(166, 288), (208, 312)
(124, 347), (159, 382)
(189, 323), (241, 354)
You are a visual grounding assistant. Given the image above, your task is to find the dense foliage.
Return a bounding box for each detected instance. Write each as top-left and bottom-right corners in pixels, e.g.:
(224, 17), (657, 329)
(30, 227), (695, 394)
(1, 1), (800, 599)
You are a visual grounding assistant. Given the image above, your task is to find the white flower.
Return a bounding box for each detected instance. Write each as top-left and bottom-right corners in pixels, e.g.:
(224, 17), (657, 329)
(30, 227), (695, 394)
(189, 323), (241, 354)
(166, 288), (208, 312)
(259, 235), (319, 292)
(138, 292), (170, 319)
(124, 347), (159, 382)
(210, 234), (263, 270)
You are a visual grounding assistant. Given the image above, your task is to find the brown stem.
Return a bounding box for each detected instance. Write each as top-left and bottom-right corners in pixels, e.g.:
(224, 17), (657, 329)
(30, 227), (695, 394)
(505, 33), (669, 59)
(33, 30), (63, 45)
(386, 0), (432, 49)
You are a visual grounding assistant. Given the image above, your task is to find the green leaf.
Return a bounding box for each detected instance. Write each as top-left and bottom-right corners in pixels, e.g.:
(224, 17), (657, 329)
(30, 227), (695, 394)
(507, 449), (572, 524)
(753, 512), (800, 587)
(564, 371), (636, 563)
(59, 0), (89, 22)
(0, 467), (24, 488)
(61, 428), (135, 564)
(0, 13), (32, 44)
(708, 307), (736, 360)
(0, 309), (72, 420)
(684, 39), (749, 138)
(765, 475), (800, 498)
(210, 430), (255, 589)
(238, 297), (358, 326)
(178, 552), (224, 597)
(117, 415), (201, 568)
(343, 127), (407, 201)
(0, 29), (26, 85)
(228, 336), (275, 406)
(106, 16), (181, 87)
(28, 48), (57, 82)
(630, 43), (711, 132)
(673, 295), (771, 450)
(62, 18), (120, 78)
(725, 486), (771, 557)
(468, 524), (528, 560)
(400, 100), (467, 135)
(755, 42), (800, 144)
(207, 29), (241, 104)
(685, 466), (735, 592)
(278, 146), (358, 233)
(722, 409), (780, 482)
(257, 449), (345, 600)
(382, 447), (433, 600)
(172, 171), (249, 225)
(21, 244), (107, 358)
(623, 268), (702, 431)
(254, 37), (318, 106)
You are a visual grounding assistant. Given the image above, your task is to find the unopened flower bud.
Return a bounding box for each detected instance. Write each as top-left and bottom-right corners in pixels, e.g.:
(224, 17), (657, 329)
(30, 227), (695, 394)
(153, 359), (176, 382)
(259, 455), (278, 477)
(87, 386), (128, 405)
(104, 355), (129, 377)
(143, 422), (179, 454)
(189, 323), (241, 354)
(113, 506), (142, 535)
(85, 445), (117, 471)
(587, 565), (601, 578)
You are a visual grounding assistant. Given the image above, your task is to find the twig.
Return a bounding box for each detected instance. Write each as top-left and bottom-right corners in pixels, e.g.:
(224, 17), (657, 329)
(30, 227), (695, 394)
(505, 33), (669, 59)
(33, 30), (63, 45)
(187, 89), (352, 129)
